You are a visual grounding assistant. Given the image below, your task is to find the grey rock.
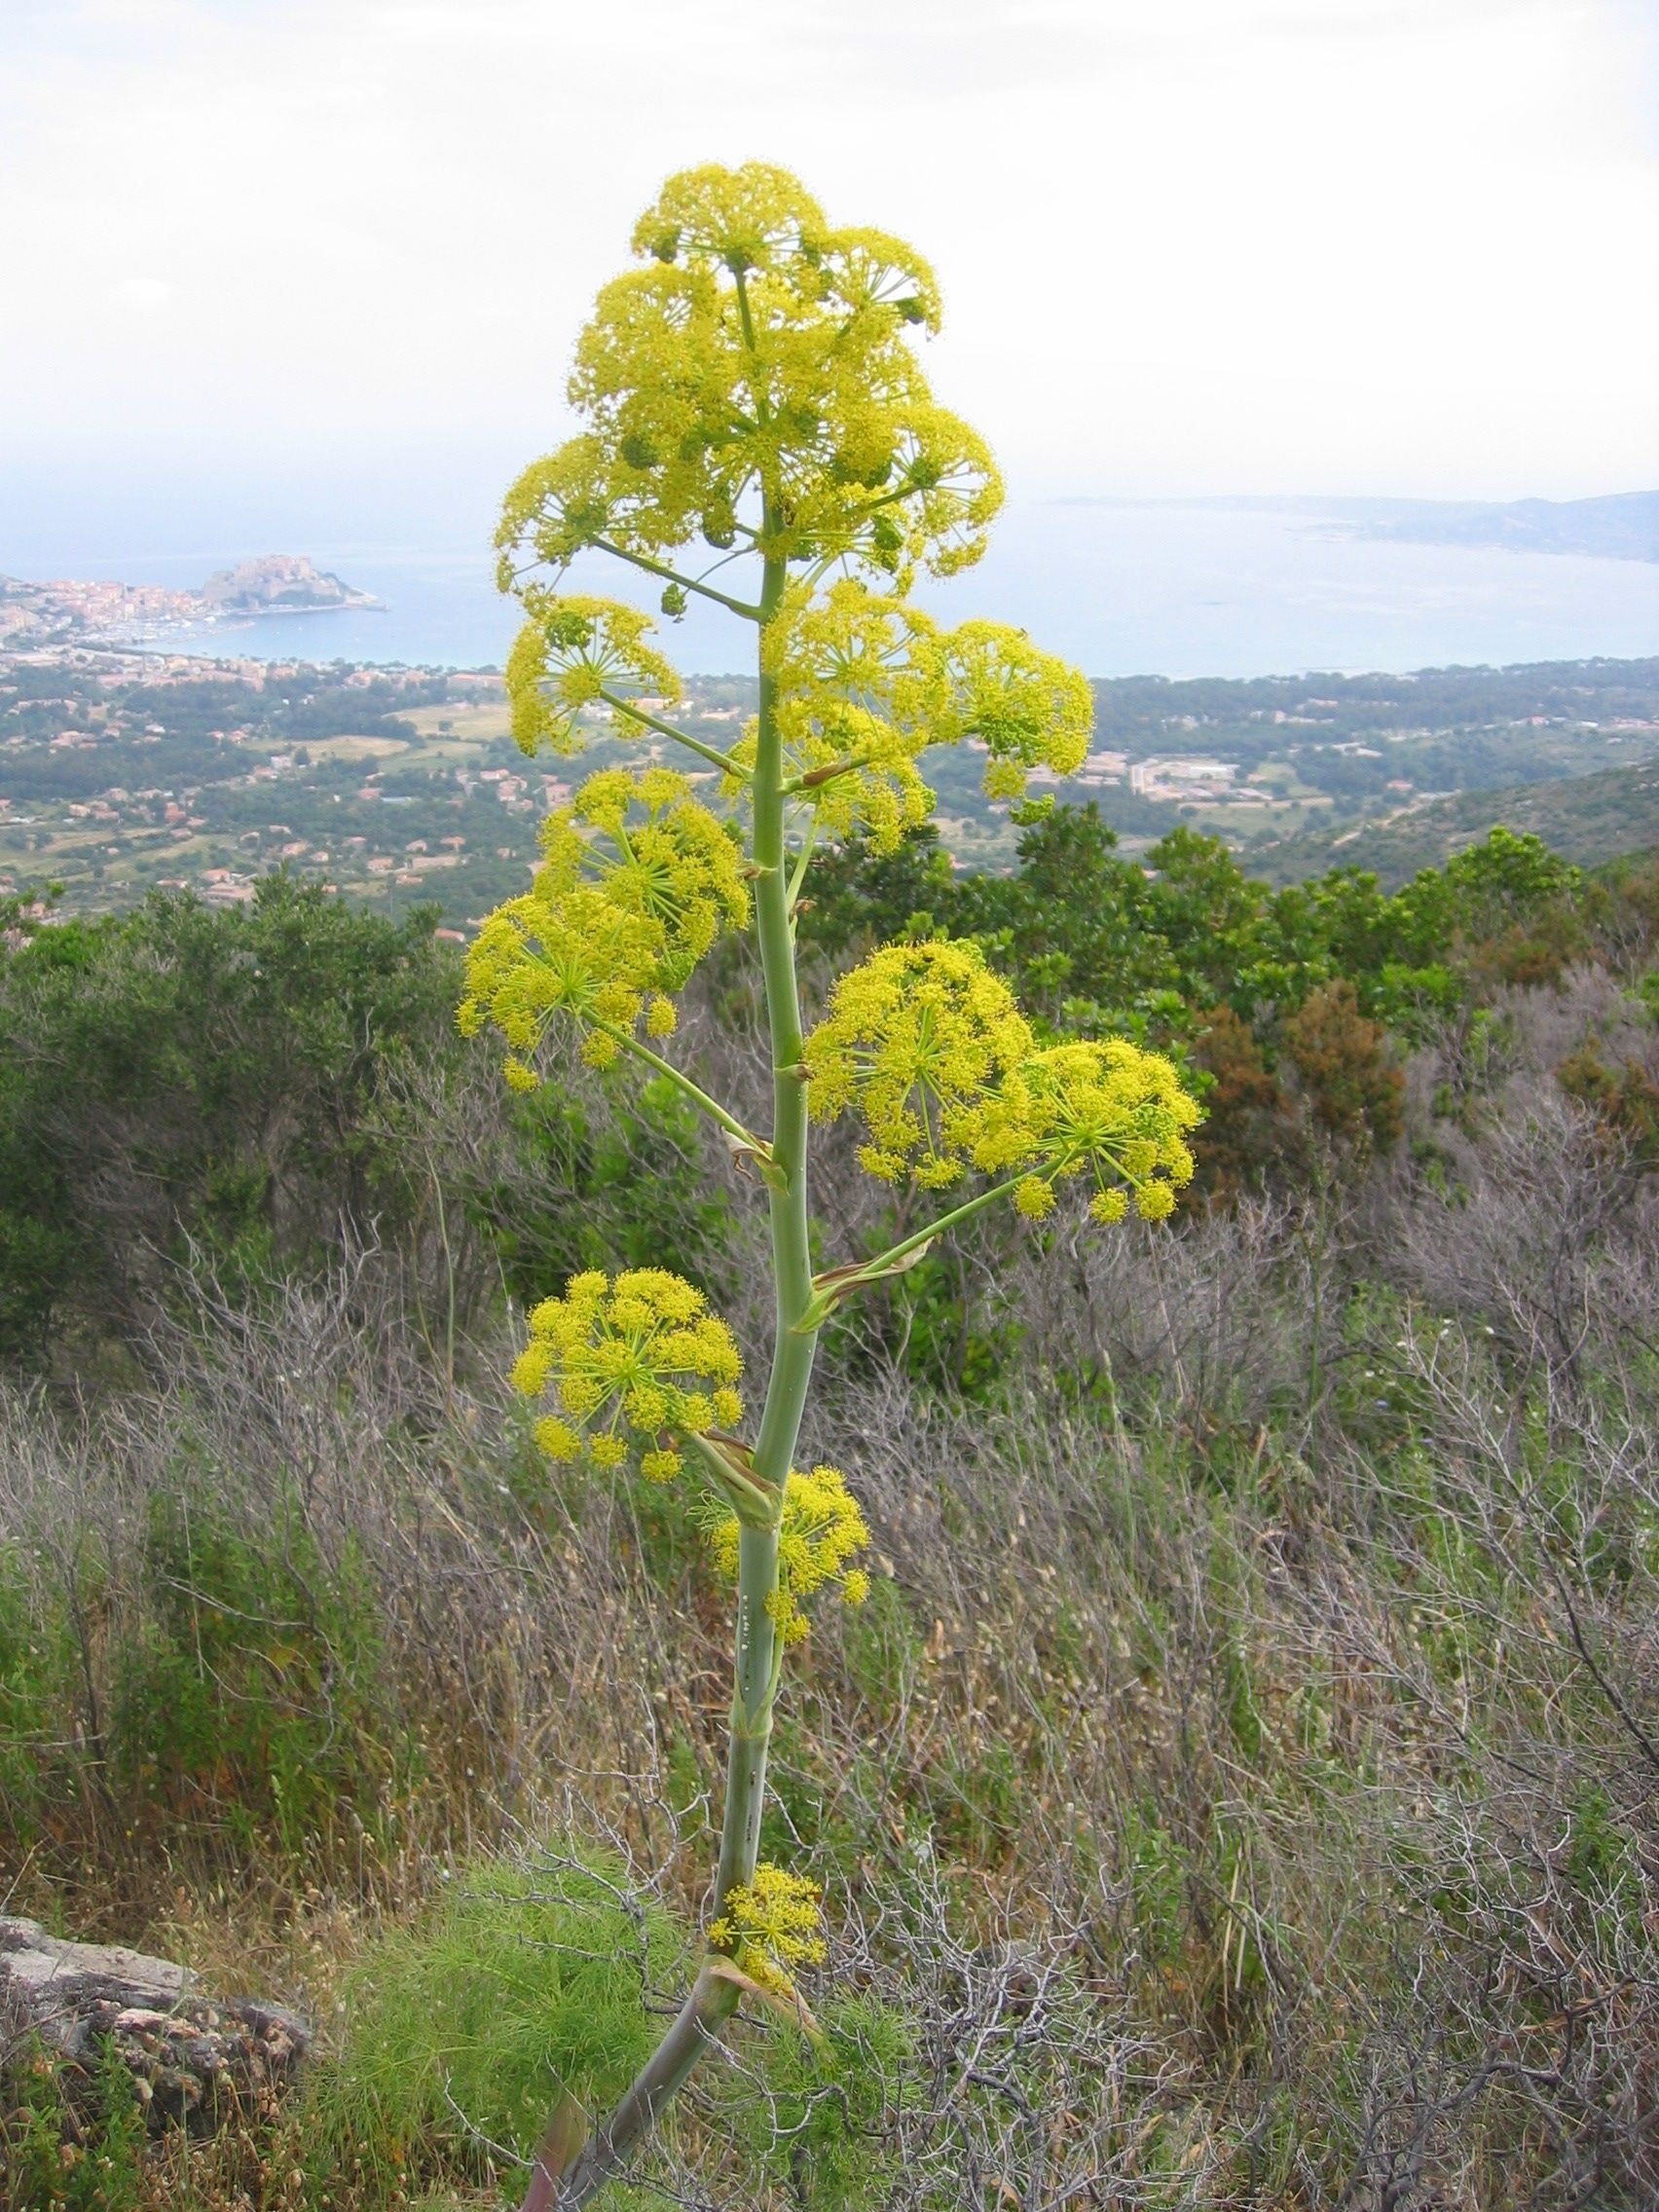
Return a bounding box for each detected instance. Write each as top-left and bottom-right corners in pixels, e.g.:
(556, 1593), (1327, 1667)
(0, 1916), (310, 2136)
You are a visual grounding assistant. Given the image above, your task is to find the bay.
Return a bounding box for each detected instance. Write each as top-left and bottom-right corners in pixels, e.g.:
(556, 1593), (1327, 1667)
(11, 500), (1657, 678)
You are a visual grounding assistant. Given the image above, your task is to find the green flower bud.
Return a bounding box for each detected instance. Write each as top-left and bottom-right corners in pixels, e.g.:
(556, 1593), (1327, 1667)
(660, 583), (688, 620)
(546, 608), (596, 651)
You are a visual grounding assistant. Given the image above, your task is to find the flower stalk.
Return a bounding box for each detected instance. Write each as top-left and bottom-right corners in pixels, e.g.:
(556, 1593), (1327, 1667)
(461, 163), (1202, 2209)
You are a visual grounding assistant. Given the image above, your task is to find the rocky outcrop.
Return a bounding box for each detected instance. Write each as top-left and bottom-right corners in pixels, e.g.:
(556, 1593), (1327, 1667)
(0, 1917), (309, 2136)
(199, 553), (381, 612)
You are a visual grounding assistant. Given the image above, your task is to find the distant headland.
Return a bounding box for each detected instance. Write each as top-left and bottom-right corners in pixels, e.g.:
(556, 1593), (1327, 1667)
(0, 554), (384, 648)
(1061, 489), (1659, 565)
(198, 554), (383, 616)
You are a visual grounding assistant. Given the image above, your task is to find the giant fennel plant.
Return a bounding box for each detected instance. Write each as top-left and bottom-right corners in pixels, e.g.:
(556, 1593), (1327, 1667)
(461, 163), (1202, 2208)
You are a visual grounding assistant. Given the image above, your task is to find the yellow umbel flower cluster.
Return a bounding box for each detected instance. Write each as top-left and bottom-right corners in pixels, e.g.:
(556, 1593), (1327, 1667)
(460, 885), (668, 1083)
(538, 766), (750, 992)
(726, 583), (1091, 851)
(496, 163), (1001, 595)
(706, 1464), (871, 1643)
(459, 765), (746, 1081)
(504, 592), (682, 757)
(947, 619), (1093, 805)
(708, 1863), (827, 1996)
(512, 1269), (743, 1478)
(801, 941), (1037, 1187)
(804, 940), (1202, 1219)
(755, 581), (946, 852)
(1005, 1040), (1202, 1222)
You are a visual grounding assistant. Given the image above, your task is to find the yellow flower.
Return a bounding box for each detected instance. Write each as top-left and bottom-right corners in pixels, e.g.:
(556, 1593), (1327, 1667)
(802, 960), (1200, 1223)
(708, 1862), (827, 1996)
(459, 882), (665, 1085)
(495, 163), (1002, 604)
(503, 592), (682, 757)
(537, 766), (750, 990)
(705, 1463), (871, 1643)
(941, 621), (1093, 810)
(719, 585), (1094, 854)
(802, 940), (1035, 1186)
(1014, 1176), (1055, 1220)
(461, 767), (749, 1084)
(635, 164), (827, 269)
(1014, 1039), (1202, 1223)
(535, 1416), (581, 1462)
(748, 580), (950, 854)
(515, 1269), (742, 1476)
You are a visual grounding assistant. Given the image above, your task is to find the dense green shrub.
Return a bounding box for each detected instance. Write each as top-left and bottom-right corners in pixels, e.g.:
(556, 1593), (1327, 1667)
(0, 878), (461, 1352)
(304, 1855), (685, 2200)
(0, 2037), (147, 2212)
(300, 1853), (912, 2209)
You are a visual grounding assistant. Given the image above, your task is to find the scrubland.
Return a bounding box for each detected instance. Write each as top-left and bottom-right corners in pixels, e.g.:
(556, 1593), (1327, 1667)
(1, 833), (1656, 2210)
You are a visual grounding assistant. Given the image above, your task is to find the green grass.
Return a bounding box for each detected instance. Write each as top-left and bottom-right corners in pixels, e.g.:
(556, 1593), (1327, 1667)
(302, 1853), (686, 2202)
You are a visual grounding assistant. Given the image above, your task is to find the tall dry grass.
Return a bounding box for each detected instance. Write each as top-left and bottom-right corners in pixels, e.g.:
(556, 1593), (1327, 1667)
(2, 965), (1656, 2207)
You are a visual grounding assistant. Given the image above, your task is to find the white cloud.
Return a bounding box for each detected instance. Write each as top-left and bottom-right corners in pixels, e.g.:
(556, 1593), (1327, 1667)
(1, 0), (1654, 500)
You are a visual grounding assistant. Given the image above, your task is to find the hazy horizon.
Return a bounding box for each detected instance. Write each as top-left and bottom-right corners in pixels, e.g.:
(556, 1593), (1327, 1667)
(6, 0), (1658, 512)
(4, 441), (1653, 577)
(7, 2), (1656, 682)
(9, 498), (1655, 685)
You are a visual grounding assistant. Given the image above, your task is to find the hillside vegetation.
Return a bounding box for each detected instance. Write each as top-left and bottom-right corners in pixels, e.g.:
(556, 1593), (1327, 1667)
(6, 650), (1658, 925)
(0, 814), (1656, 2208)
(1254, 760), (1659, 887)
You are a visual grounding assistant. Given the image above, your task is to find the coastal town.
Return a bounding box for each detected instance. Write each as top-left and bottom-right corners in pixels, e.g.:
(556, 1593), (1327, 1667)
(0, 554), (382, 649)
(5, 634), (1658, 930)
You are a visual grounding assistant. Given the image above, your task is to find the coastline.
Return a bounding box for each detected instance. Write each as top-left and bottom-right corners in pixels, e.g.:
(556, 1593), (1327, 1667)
(97, 598), (387, 648)
(200, 597), (387, 619)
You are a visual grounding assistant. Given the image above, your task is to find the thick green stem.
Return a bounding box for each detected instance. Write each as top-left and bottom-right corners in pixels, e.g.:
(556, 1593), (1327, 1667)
(535, 1967), (738, 2210)
(534, 548), (817, 2212)
(716, 1520), (782, 1899)
(712, 543), (815, 1894)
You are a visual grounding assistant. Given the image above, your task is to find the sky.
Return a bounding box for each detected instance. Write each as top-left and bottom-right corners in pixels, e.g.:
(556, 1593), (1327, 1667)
(3, 0), (1657, 552)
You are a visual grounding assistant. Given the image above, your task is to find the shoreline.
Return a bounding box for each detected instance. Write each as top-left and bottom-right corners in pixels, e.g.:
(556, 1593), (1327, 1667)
(92, 599), (387, 648)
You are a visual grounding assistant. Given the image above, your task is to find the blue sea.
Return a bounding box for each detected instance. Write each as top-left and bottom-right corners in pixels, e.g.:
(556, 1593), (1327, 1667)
(8, 499), (1656, 679)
